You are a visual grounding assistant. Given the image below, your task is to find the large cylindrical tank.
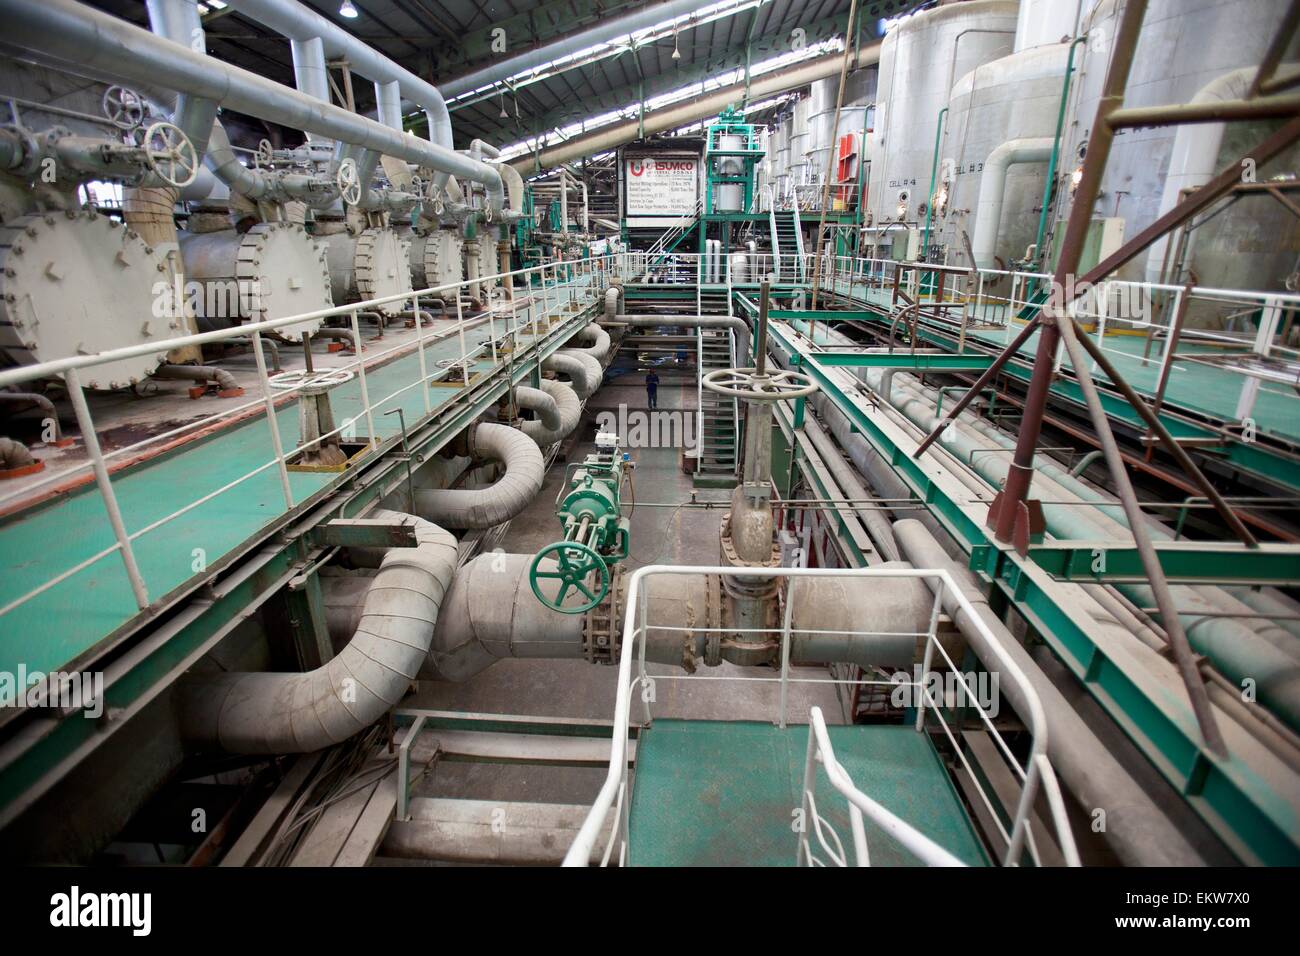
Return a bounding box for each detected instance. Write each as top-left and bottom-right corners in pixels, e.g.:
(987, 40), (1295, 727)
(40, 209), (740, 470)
(476, 235), (500, 294)
(319, 222), (413, 317)
(180, 220), (332, 342)
(787, 96), (813, 191)
(937, 40), (1070, 268)
(409, 229), (464, 292)
(714, 133), (746, 212)
(1062, 0), (1300, 307)
(0, 211), (178, 388)
(868, 0), (1018, 225)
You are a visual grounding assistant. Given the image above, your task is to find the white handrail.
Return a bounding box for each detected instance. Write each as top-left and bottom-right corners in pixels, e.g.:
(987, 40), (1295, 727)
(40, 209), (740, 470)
(562, 564), (1081, 868)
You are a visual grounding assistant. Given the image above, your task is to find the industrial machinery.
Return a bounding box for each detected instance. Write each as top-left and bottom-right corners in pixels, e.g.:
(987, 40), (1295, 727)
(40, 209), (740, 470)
(528, 432), (632, 613)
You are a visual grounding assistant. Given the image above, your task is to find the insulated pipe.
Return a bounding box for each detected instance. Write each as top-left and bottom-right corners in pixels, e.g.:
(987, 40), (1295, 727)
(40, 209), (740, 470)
(558, 349), (605, 393)
(180, 510), (457, 753)
(971, 137), (1054, 270)
(520, 378), (580, 447)
(512, 43), (882, 173)
(411, 422), (544, 530)
(0, 0), (504, 211)
(892, 519), (1210, 866)
(572, 323), (612, 363)
(544, 351), (599, 399)
(440, 0), (704, 100)
(419, 554), (588, 681)
(0, 437), (37, 472)
(604, 286), (623, 322)
(514, 384), (562, 436)
(144, 0), (218, 160)
(152, 363), (241, 394)
(221, 0), (462, 196)
(800, 411), (902, 562)
(614, 314), (752, 365)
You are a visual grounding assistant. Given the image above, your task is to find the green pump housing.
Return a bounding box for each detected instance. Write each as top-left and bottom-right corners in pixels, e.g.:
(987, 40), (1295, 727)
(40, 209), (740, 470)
(528, 439), (632, 613)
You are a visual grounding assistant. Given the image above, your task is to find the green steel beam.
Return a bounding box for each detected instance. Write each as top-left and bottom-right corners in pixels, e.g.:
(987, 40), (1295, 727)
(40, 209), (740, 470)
(1023, 540), (1300, 586)
(814, 351), (996, 371)
(766, 318), (1300, 865)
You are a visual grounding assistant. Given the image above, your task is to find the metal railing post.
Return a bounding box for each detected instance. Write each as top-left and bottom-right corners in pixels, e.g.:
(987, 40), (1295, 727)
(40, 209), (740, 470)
(349, 310), (377, 448)
(65, 366), (149, 610)
(455, 293), (470, 387)
(251, 330), (294, 510)
(413, 293), (431, 414)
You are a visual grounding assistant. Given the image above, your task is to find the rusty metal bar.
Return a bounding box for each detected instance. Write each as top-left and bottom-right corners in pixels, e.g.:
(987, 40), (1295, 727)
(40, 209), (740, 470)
(1249, 0), (1300, 98)
(1107, 93), (1300, 128)
(1054, 315), (1227, 757)
(986, 0), (1149, 545)
(1069, 315), (1258, 548)
(912, 316), (1041, 457)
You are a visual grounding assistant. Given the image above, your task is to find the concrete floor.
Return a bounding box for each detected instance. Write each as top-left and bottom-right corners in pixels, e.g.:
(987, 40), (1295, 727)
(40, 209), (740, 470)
(406, 346), (847, 810)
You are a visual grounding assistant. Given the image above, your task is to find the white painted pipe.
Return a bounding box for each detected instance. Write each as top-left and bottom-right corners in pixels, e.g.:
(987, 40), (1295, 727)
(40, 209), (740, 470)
(412, 422), (544, 530)
(971, 137), (1054, 270)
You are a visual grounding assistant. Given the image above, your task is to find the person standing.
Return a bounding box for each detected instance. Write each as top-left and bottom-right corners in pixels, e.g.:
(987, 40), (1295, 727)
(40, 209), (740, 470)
(645, 369), (660, 409)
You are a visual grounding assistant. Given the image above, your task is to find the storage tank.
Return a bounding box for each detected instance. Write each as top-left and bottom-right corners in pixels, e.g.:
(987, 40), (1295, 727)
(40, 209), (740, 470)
(714, 133), (746, 212)
(787, 95), (813, 194)
(409, 229), (465, 292)
(0, 210), (178, 389)
(318, 221), (413, 317)
(937, 34), (1072, 268)
(180, 219), (332, 342)
(868, 0), (1018, 227)
(1062, 0), (1300, 308)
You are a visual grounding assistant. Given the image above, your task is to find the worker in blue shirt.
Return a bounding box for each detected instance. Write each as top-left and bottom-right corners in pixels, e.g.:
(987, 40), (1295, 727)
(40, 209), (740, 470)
(645, 369), (660, 409)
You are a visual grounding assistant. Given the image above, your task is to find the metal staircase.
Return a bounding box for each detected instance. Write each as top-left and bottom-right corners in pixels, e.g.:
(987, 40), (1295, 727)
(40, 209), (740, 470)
(695, 326), (740, 482)
(770, 208), (804, 282)
(646, 197), (704, 267)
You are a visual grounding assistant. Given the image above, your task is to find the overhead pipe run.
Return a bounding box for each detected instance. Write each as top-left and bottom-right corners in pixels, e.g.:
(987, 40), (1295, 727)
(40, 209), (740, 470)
(511, 42), (883, 173)
(0, 0), (505, 213)
(180, 511), (457, 753)
(615, 314), (752, 366)
(440, 0), (705, 100)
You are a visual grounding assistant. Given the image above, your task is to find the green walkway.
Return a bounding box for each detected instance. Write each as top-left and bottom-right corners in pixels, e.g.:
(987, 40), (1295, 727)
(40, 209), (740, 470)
(829, 280), (1300, 445)
(626, 720), (987, 867)
(0, 279), (587, 694)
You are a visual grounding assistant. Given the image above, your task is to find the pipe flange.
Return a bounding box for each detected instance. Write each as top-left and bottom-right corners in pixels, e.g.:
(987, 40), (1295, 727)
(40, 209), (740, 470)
(583, 564), (624, 665)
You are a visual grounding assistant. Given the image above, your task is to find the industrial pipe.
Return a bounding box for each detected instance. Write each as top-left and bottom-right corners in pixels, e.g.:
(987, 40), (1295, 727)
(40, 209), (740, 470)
(180, 510), (457, 752)
(544, 351), (600, 399)
(412, 422), (544, 530)
(614, 314), (752, 365)
(971, 137), (1054, 270)
(519, 378), (581, 447)
(0, 0), (505, 212)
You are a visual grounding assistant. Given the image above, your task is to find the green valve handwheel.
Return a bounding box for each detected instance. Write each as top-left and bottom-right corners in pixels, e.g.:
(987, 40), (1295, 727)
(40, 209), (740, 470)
(528, 540), (611, 614)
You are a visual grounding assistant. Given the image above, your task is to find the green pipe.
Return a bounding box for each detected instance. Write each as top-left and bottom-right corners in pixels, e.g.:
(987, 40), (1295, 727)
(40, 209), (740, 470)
(1033, 36), (1088, 272)
(920, 107), (947, 261)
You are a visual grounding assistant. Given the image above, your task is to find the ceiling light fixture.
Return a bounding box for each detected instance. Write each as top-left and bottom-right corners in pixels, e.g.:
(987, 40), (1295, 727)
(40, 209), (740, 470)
(339, 1), (359, 19)
(672, 28), (681, 61)
(499, 94), (509, 119)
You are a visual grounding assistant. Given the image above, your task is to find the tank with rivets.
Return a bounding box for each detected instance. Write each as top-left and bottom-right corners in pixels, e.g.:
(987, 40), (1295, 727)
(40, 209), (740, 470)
(0, 210), (178, 388)
(317, 222), (412, 317)
(408, 228), (464, 292)
(178, 221), (333, 341)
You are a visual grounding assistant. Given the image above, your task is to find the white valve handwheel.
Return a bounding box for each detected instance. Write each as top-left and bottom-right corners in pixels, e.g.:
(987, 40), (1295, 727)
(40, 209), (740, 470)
(103, 86), (144, 130)
(702, 367), (818, 401)
(336, 158), (362, 206)
(255, 138), (275, 169)
(142, 122), (199, 187)
(268, 368), (356, 391)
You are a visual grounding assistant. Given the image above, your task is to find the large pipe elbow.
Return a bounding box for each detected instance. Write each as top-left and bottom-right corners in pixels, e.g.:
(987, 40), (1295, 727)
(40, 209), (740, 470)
(615, 314), (751, 366)
(179, 510), (457, 753)
(520, 379), (580, 447)
(971, 137), (1053, 270)
(572, 322), (612, 364)
(413, 422), (544, 529)
(544, 351), (601, 398)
